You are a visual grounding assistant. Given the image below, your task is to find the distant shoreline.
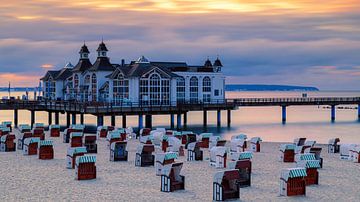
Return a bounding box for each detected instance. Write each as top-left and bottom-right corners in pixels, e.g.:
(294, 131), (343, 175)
(226, 84), (319, 91)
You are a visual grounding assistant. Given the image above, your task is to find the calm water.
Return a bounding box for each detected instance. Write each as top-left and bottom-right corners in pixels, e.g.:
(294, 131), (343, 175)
(2, 91), (360, 144)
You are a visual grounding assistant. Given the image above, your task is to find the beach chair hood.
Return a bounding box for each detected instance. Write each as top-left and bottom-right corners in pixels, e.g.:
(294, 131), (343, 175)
(281, 168), (307, 182)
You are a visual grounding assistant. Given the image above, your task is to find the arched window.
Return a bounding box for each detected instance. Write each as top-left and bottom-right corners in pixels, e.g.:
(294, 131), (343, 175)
(176, 77), (185, 103)
(91, 73), (97, 101)
(84, 75), (90, 84)
(74, 74), (79, 95)
(113, 73), (129, 105)
(202, 76), (211, 103)
(190, 76), (198, 103)
(140, 71), (170, 105)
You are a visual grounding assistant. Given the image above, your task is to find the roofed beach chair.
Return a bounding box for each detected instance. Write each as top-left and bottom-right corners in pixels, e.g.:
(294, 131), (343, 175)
(0, 133), (16, 152)
(70, 132), (83, 147)
(210, 146), (227, 168)
(32, 127), (45, 140)
(161, 162), (185, 192)
(18, 131), (32, 150)
(180, 131), (194, 145)
(198, 133), (212, 148)
(38, 140), (54, 160)
(161, 135), (170, 152)
(280, 144), (296, 162)
(97, 126), (111, 138)
(250, 137), (262, 152)
(228, 160), (252, 188)
(187, 142), (203, 161)
(19, 124), (31, 133)
(0, 126), (10, 137)
(155, 152), (177, 176)
(67, 147), (87, 169)
(328, 138), (340, 153)
(75, 155), (96, 180)
(84, 134), (97, 153)
(107, 131), (122, 148)
(295, 153), (316, 163)
(2, 121), (12, 132)
(49, 124), (60, 137)
(167, 136), (185, 156)
(63, 124), (84, 143)
(23, 137), (40, 155)
(339, 144), (358, 160)
(213, 169), (241, 201)
(279, 168), (307, 196)
(135, 144), (155, 167)
(297, 160), (321, 185)
(294, 138), (306, 146)
(110, 141), (128, 161)
(151, 130), (164, 147)
(125, 127), (136, 139)
(304, 147), (323, 168)
(139, 128), (151, 140)
(33, 123), (45, 130)
(210, 136), (227, 151)
(349, 145), (360, 163)
(230, 138), (246, 153)
(184, 133), (197, 149)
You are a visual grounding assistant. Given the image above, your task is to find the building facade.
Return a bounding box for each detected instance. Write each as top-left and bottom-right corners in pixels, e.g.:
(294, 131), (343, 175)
(41, 42), (225, 106)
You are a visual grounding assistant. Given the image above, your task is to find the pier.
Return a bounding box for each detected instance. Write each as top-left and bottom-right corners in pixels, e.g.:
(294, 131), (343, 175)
(1, 96), (359, 129)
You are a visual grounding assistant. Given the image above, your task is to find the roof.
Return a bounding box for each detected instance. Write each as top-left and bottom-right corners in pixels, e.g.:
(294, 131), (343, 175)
(213, 57), (223, 67)
(126, 62), (180, 78)
(55, 68), (73, 80)
(88, 57), (115, 71)
(99, 81), (109, 92)
(64, 62), (74, 68)
(40, 70), (60, 81)
(79, 44), (90, 54)
(96, 41), (108, 52)
(204, 59), (212, 67)
(73, 59), (93, 72)
(281, 168), (307, 181)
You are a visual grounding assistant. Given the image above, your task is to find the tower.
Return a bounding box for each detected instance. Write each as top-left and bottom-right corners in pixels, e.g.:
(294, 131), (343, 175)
(97, 40), (108, 57)
(213, 57), (223, 72)
(79, 43), (90, 59)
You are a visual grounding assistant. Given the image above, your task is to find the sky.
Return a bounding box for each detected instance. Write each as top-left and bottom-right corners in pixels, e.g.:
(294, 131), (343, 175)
(0, 0), (360, 90)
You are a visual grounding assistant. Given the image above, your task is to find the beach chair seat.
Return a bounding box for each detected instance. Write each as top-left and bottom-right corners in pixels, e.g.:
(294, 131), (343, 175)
(328, 138), (340, 153)
(84, 134), (97, 153)
(110, 141), (128, 161)
(161, 162), (185, 192)
(0, 134), (16, 152)
(70, 132), (83, 147)
(213, 169), (241, 201)
(280, 144), (295, 162)
(67, 147), (87, 169)
(38, 140), (54, 160)
(49, 125), (60, 137)
(75, 155), (96, 180)
(250, 137), (262, 152)
(279, 168), (307, 197)
(135, 144), (155, 167)
(187, 142), (203, 161)
(23, 137), (40, 155)
(228, 160), (252, 187)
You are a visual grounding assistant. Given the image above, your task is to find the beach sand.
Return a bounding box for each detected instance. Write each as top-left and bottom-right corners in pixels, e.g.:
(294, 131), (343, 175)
(1, 130), (359, 201)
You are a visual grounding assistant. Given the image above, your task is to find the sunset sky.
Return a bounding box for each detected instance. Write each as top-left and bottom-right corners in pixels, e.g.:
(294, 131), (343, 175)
(0, 0), (360, 90)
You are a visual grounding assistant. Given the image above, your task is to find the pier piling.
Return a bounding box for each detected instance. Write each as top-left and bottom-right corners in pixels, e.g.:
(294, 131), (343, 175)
(177, 113), (182, 130)
(111, 115), (116, 126)
(80, 113), (84, 125)
(97, 115), (104, 126)
(122, 115), (127, 128)
(55, 112), (59, 125)
(203, 110), (207, 127)
(282, 106), (287, 124)
(170, 114), (175, 129)
(14, 109), (18, 128)
(217, 110), (221, 127)
(138, 115), (143, 131)
(227, 110), (231, 127)
(331, 105), (336, 122)
(71, 113), (76, 124)
(145, 115), (152, 128)
(31, 110), (35, 128)
(66, 113), (70, 127)
(183, 112), (187, 128)
(358, 104), (360, 120)
(48, 112), (52, 125)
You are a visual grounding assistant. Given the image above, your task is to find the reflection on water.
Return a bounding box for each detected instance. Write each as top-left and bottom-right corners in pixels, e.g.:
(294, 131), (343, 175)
(1, 91), (360, 144)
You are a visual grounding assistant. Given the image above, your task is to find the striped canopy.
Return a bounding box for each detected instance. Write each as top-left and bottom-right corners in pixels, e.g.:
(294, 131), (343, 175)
(33, 123), (45, 128)
(238, 152), (253, 160)
(109, 131), (121, 139)
(164, 152), (178, 160)
(76, 155), (96, 165)
(0, 127), (10, 132)
(71, 124), (85, 130)
(73, 147), (88, 154)
(200, 133), (213, 138)
(70, 132), (83, 138)
(39, 140), (53, 146)
(2, 121), (12, 125)
(163, 135), (169, 141)
(181, 131), (193, 135)
(281, 168), (307, 181)
(299, 153), (316, 161)
(49, 125), (60, 129)
(173, 131), (182, 136)
(303, 160), (321, 168)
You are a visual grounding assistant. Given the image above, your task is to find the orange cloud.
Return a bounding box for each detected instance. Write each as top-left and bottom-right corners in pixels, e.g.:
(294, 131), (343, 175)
(0, 73), (40, 87)
(40, 64), (54, 69)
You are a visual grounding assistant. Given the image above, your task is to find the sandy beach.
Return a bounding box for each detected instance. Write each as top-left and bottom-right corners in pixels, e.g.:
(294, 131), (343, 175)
(1, 130), (359, 202)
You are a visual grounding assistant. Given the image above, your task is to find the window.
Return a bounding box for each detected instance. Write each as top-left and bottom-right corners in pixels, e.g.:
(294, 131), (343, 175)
(190, 76), (198, 103)
(113, 74), (129, 105)
(214, 89), (219, 96)
(202, 76), (211, 103)
(176, 77), (185, 103)
(140, 71), (170, 105)
(91, 73), (97, 101)
(74, 74), (79, 95)
(45, 78), (56, 99)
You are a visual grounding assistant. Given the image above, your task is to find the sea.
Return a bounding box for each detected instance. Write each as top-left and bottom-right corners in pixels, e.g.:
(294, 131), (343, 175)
(1, 91), (360, 144)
